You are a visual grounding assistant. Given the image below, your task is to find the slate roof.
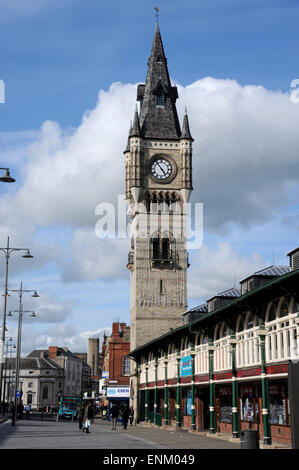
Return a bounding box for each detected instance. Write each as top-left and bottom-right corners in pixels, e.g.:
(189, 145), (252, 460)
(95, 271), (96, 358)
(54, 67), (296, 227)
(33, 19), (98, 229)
(207, 287), (241, 302)
(241, 265), (291, 282)
(6, 357), (61, 370)
(27, 347), (79, 360)
(188, 303), (208, 314)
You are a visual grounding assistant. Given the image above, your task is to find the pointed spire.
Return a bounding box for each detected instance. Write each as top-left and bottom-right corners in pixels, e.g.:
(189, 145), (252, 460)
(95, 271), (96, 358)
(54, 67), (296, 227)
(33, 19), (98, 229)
(131, 104), (141, 137)
(137, 24), (181, 139)
(181, 107), (193, 140)
(124, 121), (133, 153)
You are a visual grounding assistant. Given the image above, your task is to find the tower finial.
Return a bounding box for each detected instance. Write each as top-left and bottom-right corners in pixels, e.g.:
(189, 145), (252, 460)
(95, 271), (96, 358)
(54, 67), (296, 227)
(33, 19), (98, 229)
(154, 6), (161, 24)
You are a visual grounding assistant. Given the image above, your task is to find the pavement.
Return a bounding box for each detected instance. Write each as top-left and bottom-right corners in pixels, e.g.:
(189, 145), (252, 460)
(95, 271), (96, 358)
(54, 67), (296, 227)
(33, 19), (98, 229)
(0, 415), (240, 449)
(0, 415), (290, 449)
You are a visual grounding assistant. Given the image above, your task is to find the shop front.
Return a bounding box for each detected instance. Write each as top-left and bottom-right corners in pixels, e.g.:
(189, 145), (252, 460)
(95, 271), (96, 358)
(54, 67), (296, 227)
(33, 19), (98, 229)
(106, 386), (130, 421)
(268, 381), (291, 445)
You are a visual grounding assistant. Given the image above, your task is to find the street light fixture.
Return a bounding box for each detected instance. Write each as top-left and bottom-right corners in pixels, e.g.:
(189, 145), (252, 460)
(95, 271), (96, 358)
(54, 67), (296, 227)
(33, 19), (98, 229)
(7, 296), (38, 421)
(0, 168), (15, 183)
(0, 238), (34, 404)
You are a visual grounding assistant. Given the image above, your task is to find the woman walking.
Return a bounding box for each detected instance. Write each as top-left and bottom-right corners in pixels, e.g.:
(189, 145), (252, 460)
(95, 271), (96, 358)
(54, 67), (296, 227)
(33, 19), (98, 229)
(129, 406), (134, 426)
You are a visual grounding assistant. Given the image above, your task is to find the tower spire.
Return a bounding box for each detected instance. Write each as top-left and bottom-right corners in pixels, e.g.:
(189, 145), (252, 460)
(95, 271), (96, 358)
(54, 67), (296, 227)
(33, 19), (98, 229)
(131, 104), (141, 137)
(137, 23), (181, 139)
(181, 107), (193, 140)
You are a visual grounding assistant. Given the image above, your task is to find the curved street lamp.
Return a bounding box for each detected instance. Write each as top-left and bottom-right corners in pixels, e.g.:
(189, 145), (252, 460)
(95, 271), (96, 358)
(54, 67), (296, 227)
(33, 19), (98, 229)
(0, 168), (15, 183)
(0, 239), (34, 404)
(7, 284), (39, 422)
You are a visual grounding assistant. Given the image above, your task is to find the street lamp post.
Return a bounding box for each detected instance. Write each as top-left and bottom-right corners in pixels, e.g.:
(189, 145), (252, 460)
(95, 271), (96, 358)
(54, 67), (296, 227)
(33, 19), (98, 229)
(3, 336), (13, 406)
(7, 282), (39, 422)
(0, 238), (34, 404)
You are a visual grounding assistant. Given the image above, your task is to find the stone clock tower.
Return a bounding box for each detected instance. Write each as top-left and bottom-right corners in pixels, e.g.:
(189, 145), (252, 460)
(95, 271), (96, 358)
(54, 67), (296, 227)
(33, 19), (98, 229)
(125, 24), (193, 357)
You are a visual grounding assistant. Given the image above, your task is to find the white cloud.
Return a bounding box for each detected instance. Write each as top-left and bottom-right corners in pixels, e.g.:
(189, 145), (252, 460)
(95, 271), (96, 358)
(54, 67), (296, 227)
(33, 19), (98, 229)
(6, 292), (75, 324)
(188, 241), (267, 300)
(0, 77), (298, 285)
(19, 325), (111, 356)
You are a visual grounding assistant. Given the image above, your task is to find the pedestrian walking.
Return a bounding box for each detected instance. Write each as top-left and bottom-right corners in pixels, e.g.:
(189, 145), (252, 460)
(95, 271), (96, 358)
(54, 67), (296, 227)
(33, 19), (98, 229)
(77, 404), (84, 430)
(129, 406), (134, 426)
(87, 401), (94, 424)
(17, 401), (24, 420)
(10, 402), (16, 426)
(122, 405), (130, 430)
(25, 403), (31, 419)
(110, 403), (119, 430)
(82, 417), (91, 433)
(83, 402), (91, 433)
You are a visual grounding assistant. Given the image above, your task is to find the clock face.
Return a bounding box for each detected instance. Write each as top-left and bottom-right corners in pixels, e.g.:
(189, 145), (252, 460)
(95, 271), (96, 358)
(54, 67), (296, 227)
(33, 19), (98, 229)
(151, 158), (172, 180)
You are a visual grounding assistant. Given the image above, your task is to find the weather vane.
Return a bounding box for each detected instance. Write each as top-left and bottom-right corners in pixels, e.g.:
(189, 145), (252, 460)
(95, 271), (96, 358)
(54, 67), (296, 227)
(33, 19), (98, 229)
(154, 6), (161, 23)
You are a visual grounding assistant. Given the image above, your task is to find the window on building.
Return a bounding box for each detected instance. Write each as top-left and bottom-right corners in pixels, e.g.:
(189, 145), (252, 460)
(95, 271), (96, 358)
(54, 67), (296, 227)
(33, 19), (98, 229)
(28, 382), (33, 388)
(240, 386), (259, 423)
(269, 383), (289, 426)
(122, 356), (130, 376)
(156, 90), (165, 106)
(42, 385), (48, 400)
(279, 301), (289, 318)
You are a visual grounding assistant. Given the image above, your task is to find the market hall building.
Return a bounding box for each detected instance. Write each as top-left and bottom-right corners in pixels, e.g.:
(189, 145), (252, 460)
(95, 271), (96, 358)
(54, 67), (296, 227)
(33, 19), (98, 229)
(129, 247), (299, 446)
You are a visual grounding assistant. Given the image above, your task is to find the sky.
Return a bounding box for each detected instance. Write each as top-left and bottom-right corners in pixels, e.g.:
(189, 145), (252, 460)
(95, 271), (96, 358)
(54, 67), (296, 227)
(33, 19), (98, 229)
(0, 0), (298, 356)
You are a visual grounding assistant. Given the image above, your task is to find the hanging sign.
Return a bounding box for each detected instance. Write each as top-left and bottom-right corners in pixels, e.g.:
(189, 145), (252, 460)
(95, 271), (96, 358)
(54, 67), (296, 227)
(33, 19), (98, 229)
(180, 355), (192, 377)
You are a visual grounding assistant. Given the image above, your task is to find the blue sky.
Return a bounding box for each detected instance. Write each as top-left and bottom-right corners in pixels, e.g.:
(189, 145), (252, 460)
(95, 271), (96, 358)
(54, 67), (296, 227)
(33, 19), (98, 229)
(0, 0), (299, 355)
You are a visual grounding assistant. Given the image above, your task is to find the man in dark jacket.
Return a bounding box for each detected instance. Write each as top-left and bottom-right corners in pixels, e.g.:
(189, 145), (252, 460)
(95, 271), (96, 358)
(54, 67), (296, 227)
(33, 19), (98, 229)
(77, 404), (84, 430)
(122, 405), (130, 430)
(110, 403), (119, 431)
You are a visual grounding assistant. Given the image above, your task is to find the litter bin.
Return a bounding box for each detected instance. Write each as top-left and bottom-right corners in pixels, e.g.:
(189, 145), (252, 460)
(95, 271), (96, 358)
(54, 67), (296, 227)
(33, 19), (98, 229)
(240, 429), (260, 449)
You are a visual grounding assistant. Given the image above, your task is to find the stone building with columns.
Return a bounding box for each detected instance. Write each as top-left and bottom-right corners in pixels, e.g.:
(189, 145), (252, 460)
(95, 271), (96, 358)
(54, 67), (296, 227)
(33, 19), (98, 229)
(129, 247), (299, 446)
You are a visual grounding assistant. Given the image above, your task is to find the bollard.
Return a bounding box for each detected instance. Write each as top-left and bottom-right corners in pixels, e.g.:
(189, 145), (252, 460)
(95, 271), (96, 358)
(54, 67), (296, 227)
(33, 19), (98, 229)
(41, 411), (43, 421)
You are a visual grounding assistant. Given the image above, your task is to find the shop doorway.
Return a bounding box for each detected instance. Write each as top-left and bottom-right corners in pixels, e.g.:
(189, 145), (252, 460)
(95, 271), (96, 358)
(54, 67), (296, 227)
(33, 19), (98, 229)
(196, 388), (210, 430)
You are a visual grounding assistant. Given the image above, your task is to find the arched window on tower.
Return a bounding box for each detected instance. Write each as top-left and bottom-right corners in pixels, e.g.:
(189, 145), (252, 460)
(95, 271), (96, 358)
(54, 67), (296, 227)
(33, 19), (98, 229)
(150, 234), (174, 267)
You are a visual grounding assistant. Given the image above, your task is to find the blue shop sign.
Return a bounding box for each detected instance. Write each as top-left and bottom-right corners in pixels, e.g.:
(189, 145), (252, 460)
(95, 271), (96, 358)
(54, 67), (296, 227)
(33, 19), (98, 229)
(180, 355), (192, 377)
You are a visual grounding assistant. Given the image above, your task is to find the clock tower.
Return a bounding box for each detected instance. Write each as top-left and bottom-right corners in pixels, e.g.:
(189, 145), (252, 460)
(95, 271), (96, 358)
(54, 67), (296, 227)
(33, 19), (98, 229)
(125, 23), (193, 357)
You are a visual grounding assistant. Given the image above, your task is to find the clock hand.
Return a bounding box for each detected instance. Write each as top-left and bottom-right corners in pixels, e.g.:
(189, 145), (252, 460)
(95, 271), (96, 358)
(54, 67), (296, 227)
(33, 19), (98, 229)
(157, 162), (166, 175)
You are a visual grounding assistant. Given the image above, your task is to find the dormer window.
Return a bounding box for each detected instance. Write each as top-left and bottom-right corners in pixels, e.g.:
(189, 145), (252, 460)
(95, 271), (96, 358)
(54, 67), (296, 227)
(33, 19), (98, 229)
(156, 90), (165, 106)
(156, 54), (163, 63)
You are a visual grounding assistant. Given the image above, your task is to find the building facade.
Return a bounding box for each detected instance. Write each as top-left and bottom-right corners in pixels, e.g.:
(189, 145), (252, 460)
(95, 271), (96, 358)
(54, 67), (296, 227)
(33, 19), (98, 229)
(4, 356), (64, 410)
(129, 248), (299, 446)
(101, 322), (131, 413)
(28, 346), (86, 398)
(125, 22), (193, 414)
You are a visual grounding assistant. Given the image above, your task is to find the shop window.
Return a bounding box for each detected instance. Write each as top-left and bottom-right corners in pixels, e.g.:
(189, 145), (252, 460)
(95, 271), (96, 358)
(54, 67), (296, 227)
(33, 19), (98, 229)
(240, 386), (259, 423)
(269, 384), (289, 426)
